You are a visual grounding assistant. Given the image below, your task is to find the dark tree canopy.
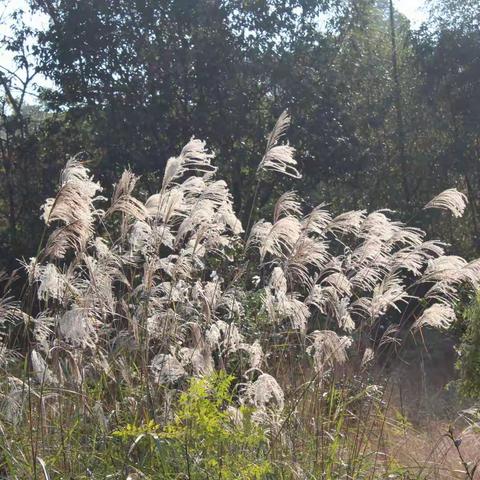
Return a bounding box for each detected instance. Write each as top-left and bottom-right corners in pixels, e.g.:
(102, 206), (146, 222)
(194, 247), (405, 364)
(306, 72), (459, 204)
(0, 0), (479, 268)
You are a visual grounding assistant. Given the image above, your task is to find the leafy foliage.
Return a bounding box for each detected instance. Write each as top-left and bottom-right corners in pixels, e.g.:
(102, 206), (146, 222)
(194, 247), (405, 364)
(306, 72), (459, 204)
(456, 293), (480, 398)
(161, 372), (271, 479)
(1, 0), (480, 269)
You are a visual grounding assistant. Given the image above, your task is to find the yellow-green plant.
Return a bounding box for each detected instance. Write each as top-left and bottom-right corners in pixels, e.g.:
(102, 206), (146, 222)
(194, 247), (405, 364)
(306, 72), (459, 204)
(161, 372), (270, 479)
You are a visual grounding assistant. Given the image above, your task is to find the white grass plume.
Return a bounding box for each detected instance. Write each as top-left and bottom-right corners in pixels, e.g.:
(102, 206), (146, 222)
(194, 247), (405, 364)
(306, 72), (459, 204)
(245, 373), (284, 411)
(424, 188), (468, 217)
(307, 330), (352, 375)
(258, 111), (301, 179)
(162, 137), (216, 189)
(106, 170), (147, 221)
(413, 303), (456, 330)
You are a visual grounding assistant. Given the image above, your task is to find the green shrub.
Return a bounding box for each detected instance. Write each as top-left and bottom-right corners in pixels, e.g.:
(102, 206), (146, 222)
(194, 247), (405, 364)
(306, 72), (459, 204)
(113, 372), (271, 479)
(456, 293), (480, 398)
(163, 372), (270, 479)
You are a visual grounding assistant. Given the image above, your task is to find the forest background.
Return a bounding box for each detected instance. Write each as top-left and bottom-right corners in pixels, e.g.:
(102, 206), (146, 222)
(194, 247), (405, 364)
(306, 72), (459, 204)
(1, 0), (479, 272)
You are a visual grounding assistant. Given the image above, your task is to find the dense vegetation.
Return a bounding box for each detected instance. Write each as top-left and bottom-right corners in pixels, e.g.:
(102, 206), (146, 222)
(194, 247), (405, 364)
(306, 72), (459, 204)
(0, 110), (478, 477)
(1, 0), (480, 478)
(1, 0), (479, 268)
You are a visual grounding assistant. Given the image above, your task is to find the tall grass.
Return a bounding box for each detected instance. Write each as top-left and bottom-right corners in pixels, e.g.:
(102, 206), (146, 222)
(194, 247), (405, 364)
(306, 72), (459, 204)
(0, 112), (479, 478)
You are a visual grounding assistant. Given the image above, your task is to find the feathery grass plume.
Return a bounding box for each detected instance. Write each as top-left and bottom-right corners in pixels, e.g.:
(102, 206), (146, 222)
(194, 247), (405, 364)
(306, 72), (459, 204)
(424, 280), (460, 304)
(257, 111), (301, 178)
(34, 263), (70, 301)
(359, 211), (420, 247)
(130, 221), (175, 254)
(423, 255), (467, 284)
(58, 307), (100, 348)
(462, 258), (480, 289)
(333, 297), (355, 332)
(105, 170), (147, 221)
(30, 313), (54, 352)
(146, 187), (185, 223)
(175, 199), (217, 242)
(43, 220), (89, 259)
(1, 381), (27, 425)
(245, 373), (285, 411)
(0, 280), (22, 332)
(424, 188), (468, 217)
(19, 257), (39, 285)
(245, 340), (263, 370)
(151, 353), (186, 384)
(361, 347), (375, 369)
(302, 203), (332, 237)
(269, 266), (288, 294)
(264, 288), (311, 332)
(42, 158), (103, 258)
(178, 323), (214, 375)
(31, 349), (55, 384)
(206, 320), (244, 354)
(147, 309), (180, 340)
(378, 324), (401, 347)
(321, 272), (352, 297)
(285, 237), (330, 285)
(6, 114), (480, 479)
(388, 240), (446, 276)
(266, 110), (290, 150)
(327, 210), (366, 236)
(352, 236), (388, 267)
(413, 303), (456, 330)
(350, 265), (386, 292)
(273, 191), (302, 222)
(258, 145), (300, 178)
(217, 202), (244, 235)
(369, 274), (409, 318)
(162, 137), (216, 189)
(257, 216), (302, 260)
(264, 266), (311, 332)
(306, 285), (354, 332)
(388, 225), (425, 248)
(307, 330), (352, 375)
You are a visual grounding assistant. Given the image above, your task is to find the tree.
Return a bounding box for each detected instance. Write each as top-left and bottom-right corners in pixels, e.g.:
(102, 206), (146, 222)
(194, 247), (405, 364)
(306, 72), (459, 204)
(413, 0), (480, 253)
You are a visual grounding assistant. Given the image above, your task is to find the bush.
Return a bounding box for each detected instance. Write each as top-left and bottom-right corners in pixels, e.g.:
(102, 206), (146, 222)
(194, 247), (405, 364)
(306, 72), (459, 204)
(112, 372), (270, 479)
(456, 293), (480, 398)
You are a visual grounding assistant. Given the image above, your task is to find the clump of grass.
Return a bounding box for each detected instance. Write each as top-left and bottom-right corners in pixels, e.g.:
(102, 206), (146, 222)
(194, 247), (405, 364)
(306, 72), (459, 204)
(0, 111), (479, 478)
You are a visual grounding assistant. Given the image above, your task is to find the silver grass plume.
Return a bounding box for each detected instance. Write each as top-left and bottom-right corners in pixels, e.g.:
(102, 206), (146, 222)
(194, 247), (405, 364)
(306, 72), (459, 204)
(250, 216), (302, 260)
(31, 349), (55, 384)
(424, 188), (468, 217)
(58, 307), (100, 348)
(145, 187), (185, 223)
(266, 110), (290, 150)
(40, 156), (103, 258)
(11, 115), (480, 417)
(307, 330), (352, 375)
(302, 204), (332, 237)
(413, 303), (456, 330)
(327, 210), (366, 236)
(34, 263), (70, 301)
(106, 170), (147, 221)
(361, 347), (375, 369)
(245, 373), (285, 411)
(273, 191), (302, 222)
(151, 353), (186, 384)
(162, 137), (216, 189)
(257, 111), (301, 179)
